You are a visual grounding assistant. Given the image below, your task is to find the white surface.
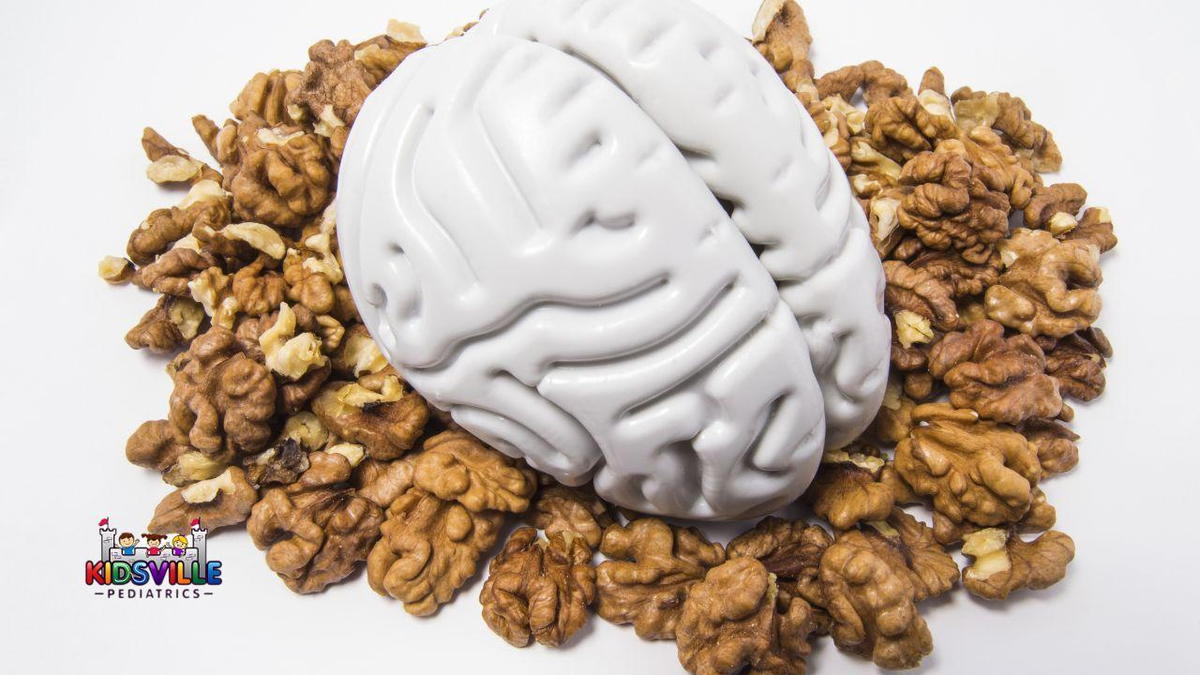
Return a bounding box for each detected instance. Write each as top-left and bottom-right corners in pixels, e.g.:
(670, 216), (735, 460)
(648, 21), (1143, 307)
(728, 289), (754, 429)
(339, 0), (888, 520)
(0, 0), (1198, 673)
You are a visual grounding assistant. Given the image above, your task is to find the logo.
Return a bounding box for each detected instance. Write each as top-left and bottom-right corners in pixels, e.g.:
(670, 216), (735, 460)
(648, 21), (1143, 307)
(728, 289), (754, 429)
(85, 517), (223, 599)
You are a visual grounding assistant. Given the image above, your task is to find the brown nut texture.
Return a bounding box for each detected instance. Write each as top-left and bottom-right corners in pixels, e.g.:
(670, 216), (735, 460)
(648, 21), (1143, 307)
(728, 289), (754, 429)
(595, 518), (726, 640)
(412, 431), (537, 513)
(247, 451), (383, 593)
(480, 527), (596, 648)
(961, 528), (1074, 600)
(677, 557), (814, 675)
(367, 487), (504, 616)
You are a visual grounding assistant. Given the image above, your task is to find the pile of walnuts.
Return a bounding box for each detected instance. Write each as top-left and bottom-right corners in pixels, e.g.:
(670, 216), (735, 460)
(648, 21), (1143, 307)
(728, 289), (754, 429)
(101, 2), (1112, 672)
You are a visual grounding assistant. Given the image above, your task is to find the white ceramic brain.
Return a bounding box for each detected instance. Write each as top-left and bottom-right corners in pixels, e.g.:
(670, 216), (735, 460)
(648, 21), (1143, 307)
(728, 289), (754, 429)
(337, 0), (890, 520)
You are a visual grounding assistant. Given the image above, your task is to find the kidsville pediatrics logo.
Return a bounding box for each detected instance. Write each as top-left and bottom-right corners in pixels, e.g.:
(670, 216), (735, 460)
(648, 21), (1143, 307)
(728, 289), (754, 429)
(85, 517), (223, 599)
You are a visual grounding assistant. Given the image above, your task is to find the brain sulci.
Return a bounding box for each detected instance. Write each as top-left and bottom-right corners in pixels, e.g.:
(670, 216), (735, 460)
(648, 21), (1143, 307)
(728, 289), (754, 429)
(337, 0), (890, 520)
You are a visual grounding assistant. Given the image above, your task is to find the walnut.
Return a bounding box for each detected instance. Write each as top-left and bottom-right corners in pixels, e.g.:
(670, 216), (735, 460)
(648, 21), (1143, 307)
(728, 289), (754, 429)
(311, 371), (428, 460)
(247, 450), (383, 593)
(883, 260), (959, 333)
(126, 419), (227, 486)
(353, 458), (415, 509)
(1068, 206), (1118, 253)
(676, 557), (814, 675)
(243, 413), (324, 488)
(141, 127), (221, 185)
(805, 449), (894, 530)
(168, 326), (277, 457)
(127, 180), (231, 266)
(817, 61), (910, 106)
(895, 403), (1042, 528)
(288, 36), (422, 129)
(908, 247), (1000, 298)
(727, 517), (831, 617)
(1040, 327), (1111, 401)
(367, 487), (504, 615)
(819, 528), (932, 669)
(283, 248), (337, 315)
(528, 483), (614, 550)
(258, 302), (328, 380)
(869, 376), (916, 445)
(480, 527), (596, 647)
(125, 295), (205, 353)
(961, 528), (1074, 600)
(751, 0), (813, 92)
(230, 70), (303, 126)
(952, 88), (1061, 172)
(99, 256), (135, 284)
(132, 248), (218, 297)
(595, 519), (725, 640)
(1020, 419), (1079, 476)
(211, 114), (332, 226)
(1024, 183), (1087, 228)
(864, 94), (958, 164)
(927, 319), (1063, 424)
(888, 143), (1011, 264)
(148, 466), (257, 533)
(411, 431), (537, 513)
(933, 486), (1057, 547)
(863, 510), (959, 601)
(230, 255), (286, 317)
(986, 228), (1103, 338)
(331, 324), (389, 377)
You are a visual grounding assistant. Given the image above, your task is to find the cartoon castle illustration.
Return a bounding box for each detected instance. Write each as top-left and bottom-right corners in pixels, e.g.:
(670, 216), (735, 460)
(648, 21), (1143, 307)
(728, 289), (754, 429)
(98, 519), (207, 568)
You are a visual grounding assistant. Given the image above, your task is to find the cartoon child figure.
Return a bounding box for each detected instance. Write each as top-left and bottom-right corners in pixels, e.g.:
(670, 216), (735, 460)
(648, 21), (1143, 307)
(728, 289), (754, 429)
(117, 532), (138, 556)
(170, 535), (188, 556)
(143, 533), (166, 556)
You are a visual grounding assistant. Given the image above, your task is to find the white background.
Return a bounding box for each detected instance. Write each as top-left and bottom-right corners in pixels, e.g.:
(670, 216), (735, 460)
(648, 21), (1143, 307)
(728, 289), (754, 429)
(1, 0), (1198, 672)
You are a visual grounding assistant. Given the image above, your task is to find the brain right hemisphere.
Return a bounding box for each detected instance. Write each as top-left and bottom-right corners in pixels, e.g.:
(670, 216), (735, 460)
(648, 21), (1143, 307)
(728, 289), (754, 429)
(338, 0), (888, 520)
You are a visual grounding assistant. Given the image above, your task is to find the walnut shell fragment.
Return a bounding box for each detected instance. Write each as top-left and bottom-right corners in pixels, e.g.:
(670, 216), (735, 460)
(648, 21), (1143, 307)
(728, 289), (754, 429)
(367, 487), (504, 616)
(961, 528), (1074, 600)
(595, 519), (726, 640)
(480, 527), (596, 648)
(677, 557), (814, 675)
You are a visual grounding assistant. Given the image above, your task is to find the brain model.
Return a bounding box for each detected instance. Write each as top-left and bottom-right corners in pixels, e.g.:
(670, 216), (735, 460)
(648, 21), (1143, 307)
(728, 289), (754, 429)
(337, 0), (890, 519)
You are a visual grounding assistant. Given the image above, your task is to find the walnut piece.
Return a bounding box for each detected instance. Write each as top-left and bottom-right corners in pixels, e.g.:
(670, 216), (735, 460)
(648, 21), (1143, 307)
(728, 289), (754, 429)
(210, 114), (332, 226)
(127, 181), (231, 266)
(895, 403), (1042, 528)
(353, 458), (415, 509)
(595, 518), (726, 640)
(311, 370), (428, 460)
(727, 517), (831, 620)
(1040, 327), (1111, 401)
(819, 528), (932, 669)
(367, 487), (504, 616)
(952, 88), (1061, 172)
(168, 326), (276, 457)
(411, 431), (537, 513)
(148, 466), (257, 533)
(677, 557), (814, 675)
(527, 483), (614, 550)
(480, 527), (596, 647)
(125, 295), (205, 353)
(805, 449), (894, 530)
(247, 450), (383, 593)
(961, 528), (1074, 600)
(1019, 419), (1080, 476)
(986, 228), (1103, 338)
(751, 0), (813, 92)
(928, 319), (1063, 424)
